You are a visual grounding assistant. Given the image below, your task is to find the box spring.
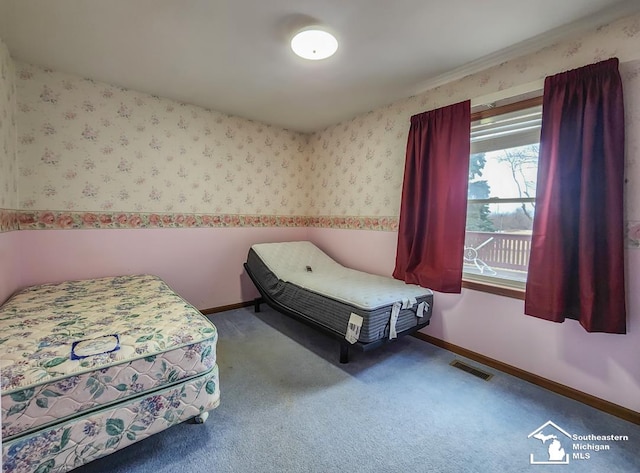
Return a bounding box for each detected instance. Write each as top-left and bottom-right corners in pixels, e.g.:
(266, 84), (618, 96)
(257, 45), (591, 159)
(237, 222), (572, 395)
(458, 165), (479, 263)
(0, 275), (220, 473)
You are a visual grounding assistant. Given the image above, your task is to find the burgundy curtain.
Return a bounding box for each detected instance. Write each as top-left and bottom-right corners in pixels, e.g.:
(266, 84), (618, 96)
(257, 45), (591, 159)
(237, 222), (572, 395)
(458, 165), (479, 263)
(393, 100), (470, 293)
(525, 58), (626, 333)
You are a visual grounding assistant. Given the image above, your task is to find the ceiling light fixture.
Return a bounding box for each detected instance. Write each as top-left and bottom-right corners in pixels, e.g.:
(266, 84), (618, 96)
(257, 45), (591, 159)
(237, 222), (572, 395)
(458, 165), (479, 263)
(291, 27), (338, 60)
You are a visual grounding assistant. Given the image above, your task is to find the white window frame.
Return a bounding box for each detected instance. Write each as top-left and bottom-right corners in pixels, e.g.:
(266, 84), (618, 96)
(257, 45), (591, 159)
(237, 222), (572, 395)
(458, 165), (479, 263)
(463, 96), (542, 297)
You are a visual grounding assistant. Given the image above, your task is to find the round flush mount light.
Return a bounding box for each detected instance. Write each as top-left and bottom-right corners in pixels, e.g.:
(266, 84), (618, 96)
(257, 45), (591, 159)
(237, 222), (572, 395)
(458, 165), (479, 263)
(291, 27), (338, 60)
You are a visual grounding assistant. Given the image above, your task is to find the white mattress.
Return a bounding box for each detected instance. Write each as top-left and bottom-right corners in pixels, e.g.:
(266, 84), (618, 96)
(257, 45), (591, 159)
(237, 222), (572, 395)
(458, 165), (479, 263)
(251, 241), (432, 310)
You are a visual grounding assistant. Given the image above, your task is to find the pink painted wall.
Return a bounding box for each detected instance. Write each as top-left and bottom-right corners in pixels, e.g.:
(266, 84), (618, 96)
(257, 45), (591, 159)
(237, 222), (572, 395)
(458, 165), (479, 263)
(17, 227), (309, 310)
(311, 229), (398, 277)
(0, 231), (21, 304)
(307, 227), (640, 412)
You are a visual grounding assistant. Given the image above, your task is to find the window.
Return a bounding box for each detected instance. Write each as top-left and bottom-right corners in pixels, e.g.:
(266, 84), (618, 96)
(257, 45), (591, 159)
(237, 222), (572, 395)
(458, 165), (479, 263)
(463, 97), (542, 293)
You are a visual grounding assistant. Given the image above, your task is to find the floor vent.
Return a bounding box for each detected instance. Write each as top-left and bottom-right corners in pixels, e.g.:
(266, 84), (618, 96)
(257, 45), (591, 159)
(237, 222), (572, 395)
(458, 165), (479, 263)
(450, 360), (493, 381)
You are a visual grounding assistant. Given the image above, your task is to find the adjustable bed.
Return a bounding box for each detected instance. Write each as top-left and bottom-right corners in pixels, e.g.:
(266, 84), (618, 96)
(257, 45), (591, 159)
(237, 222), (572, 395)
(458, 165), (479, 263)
(244, 241), (433, 363)
(1, 274), (220, 473)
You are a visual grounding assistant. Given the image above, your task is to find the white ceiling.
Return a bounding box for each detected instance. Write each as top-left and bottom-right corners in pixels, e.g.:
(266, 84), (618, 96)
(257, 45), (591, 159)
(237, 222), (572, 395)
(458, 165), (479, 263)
(1, 0), (638, 133)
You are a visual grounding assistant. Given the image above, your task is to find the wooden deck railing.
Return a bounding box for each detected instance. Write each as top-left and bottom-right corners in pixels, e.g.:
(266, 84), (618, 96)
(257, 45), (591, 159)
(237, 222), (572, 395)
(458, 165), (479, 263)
(464, 231), (532, 272)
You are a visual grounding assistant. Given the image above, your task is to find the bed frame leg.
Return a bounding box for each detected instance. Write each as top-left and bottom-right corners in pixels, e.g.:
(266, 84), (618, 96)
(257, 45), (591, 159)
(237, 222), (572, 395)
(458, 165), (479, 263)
(194, 411), (209, 424)
(254, 297), (262, 313)
(339, 343), (349, 364)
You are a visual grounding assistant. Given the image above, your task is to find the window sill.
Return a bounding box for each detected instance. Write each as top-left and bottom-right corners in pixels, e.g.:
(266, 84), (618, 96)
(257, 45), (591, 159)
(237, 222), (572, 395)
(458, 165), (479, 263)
(461, 279), (525, 300)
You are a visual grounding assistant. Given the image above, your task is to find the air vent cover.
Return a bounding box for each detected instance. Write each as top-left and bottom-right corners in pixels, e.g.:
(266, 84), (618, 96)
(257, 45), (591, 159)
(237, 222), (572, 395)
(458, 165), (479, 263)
(450, 360), (493, 381)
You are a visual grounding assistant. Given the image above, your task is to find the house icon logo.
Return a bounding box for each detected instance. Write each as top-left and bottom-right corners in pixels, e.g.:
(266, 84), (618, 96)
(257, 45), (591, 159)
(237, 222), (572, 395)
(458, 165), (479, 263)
(528, 420), (571, 465)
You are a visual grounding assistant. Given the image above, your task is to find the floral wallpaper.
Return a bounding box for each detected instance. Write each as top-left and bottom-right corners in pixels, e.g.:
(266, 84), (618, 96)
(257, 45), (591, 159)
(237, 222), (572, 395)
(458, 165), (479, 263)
(3, 12), (640, 247)
(0, 37), (18, 231)
(304, 100), (409, 217)
(621, 57), (640, 249)
(307, 13), (640, 247)
(16, 64), (309, 216)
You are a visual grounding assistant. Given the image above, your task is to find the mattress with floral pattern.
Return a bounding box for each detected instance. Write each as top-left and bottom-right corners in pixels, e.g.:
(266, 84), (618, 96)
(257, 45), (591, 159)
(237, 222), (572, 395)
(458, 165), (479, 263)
(0, 274), (220, 472)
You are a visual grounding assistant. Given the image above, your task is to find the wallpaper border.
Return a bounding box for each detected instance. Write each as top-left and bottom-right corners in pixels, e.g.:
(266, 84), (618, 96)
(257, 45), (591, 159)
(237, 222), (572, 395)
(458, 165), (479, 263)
(307, 216), (399, 232)
(0, 209), (20, 232)
(7, 210), (399, 232)
(3, 210), (639, 249)
(16, 210), (309, 230)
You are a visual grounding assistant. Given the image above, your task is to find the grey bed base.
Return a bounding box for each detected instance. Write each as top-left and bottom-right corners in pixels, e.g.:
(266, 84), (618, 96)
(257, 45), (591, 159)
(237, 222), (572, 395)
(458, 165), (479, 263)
(245, 248), (433, 363)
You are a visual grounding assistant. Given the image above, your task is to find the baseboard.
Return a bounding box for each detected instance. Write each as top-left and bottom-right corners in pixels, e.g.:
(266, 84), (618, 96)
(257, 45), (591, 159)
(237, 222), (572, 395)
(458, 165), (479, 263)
(413, 332), (640, 425)
(200, 301), (253, 315)
(198, 304), (639, 424)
